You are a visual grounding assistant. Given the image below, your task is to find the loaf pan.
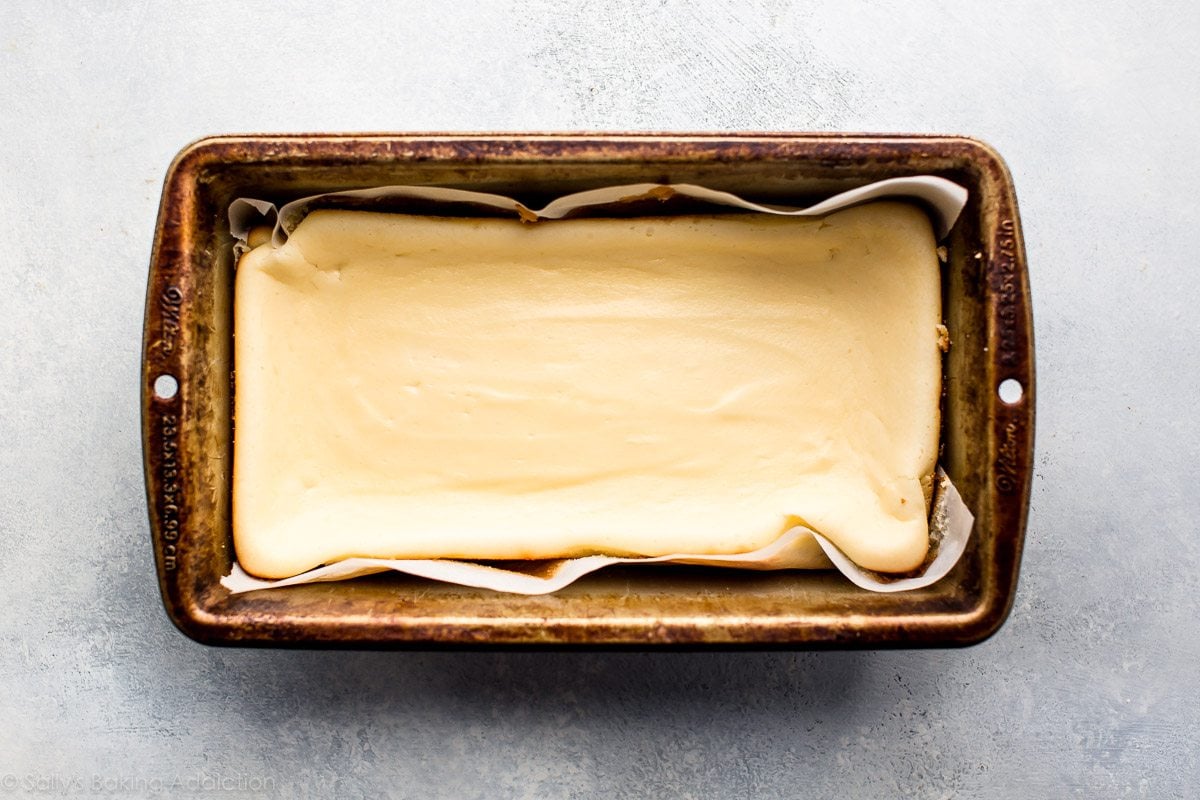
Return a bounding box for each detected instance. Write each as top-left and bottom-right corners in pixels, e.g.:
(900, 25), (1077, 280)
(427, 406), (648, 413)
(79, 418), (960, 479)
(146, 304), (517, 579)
(141, 133), (1034, 647)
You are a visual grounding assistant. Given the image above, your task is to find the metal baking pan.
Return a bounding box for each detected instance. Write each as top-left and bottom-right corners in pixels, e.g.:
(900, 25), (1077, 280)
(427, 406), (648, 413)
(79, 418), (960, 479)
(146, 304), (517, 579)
(141, 133), (1034, 648)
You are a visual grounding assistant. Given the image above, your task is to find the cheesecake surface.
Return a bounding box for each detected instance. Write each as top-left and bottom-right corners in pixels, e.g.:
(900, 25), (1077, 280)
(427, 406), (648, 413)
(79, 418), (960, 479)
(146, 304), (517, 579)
(233, 203), (942, 578)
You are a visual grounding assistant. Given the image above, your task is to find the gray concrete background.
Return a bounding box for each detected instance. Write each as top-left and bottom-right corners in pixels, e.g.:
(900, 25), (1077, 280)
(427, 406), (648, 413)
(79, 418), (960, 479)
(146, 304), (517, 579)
(2, 1), (1197, 798)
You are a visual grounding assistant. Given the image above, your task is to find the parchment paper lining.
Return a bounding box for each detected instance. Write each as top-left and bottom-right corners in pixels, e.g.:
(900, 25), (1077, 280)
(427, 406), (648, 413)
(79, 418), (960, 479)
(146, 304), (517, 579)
(222, 177), (974, 595)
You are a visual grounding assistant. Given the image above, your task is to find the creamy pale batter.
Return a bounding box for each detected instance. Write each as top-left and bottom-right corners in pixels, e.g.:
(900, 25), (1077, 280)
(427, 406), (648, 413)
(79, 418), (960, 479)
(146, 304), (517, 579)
(233, 202), (942, 578)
